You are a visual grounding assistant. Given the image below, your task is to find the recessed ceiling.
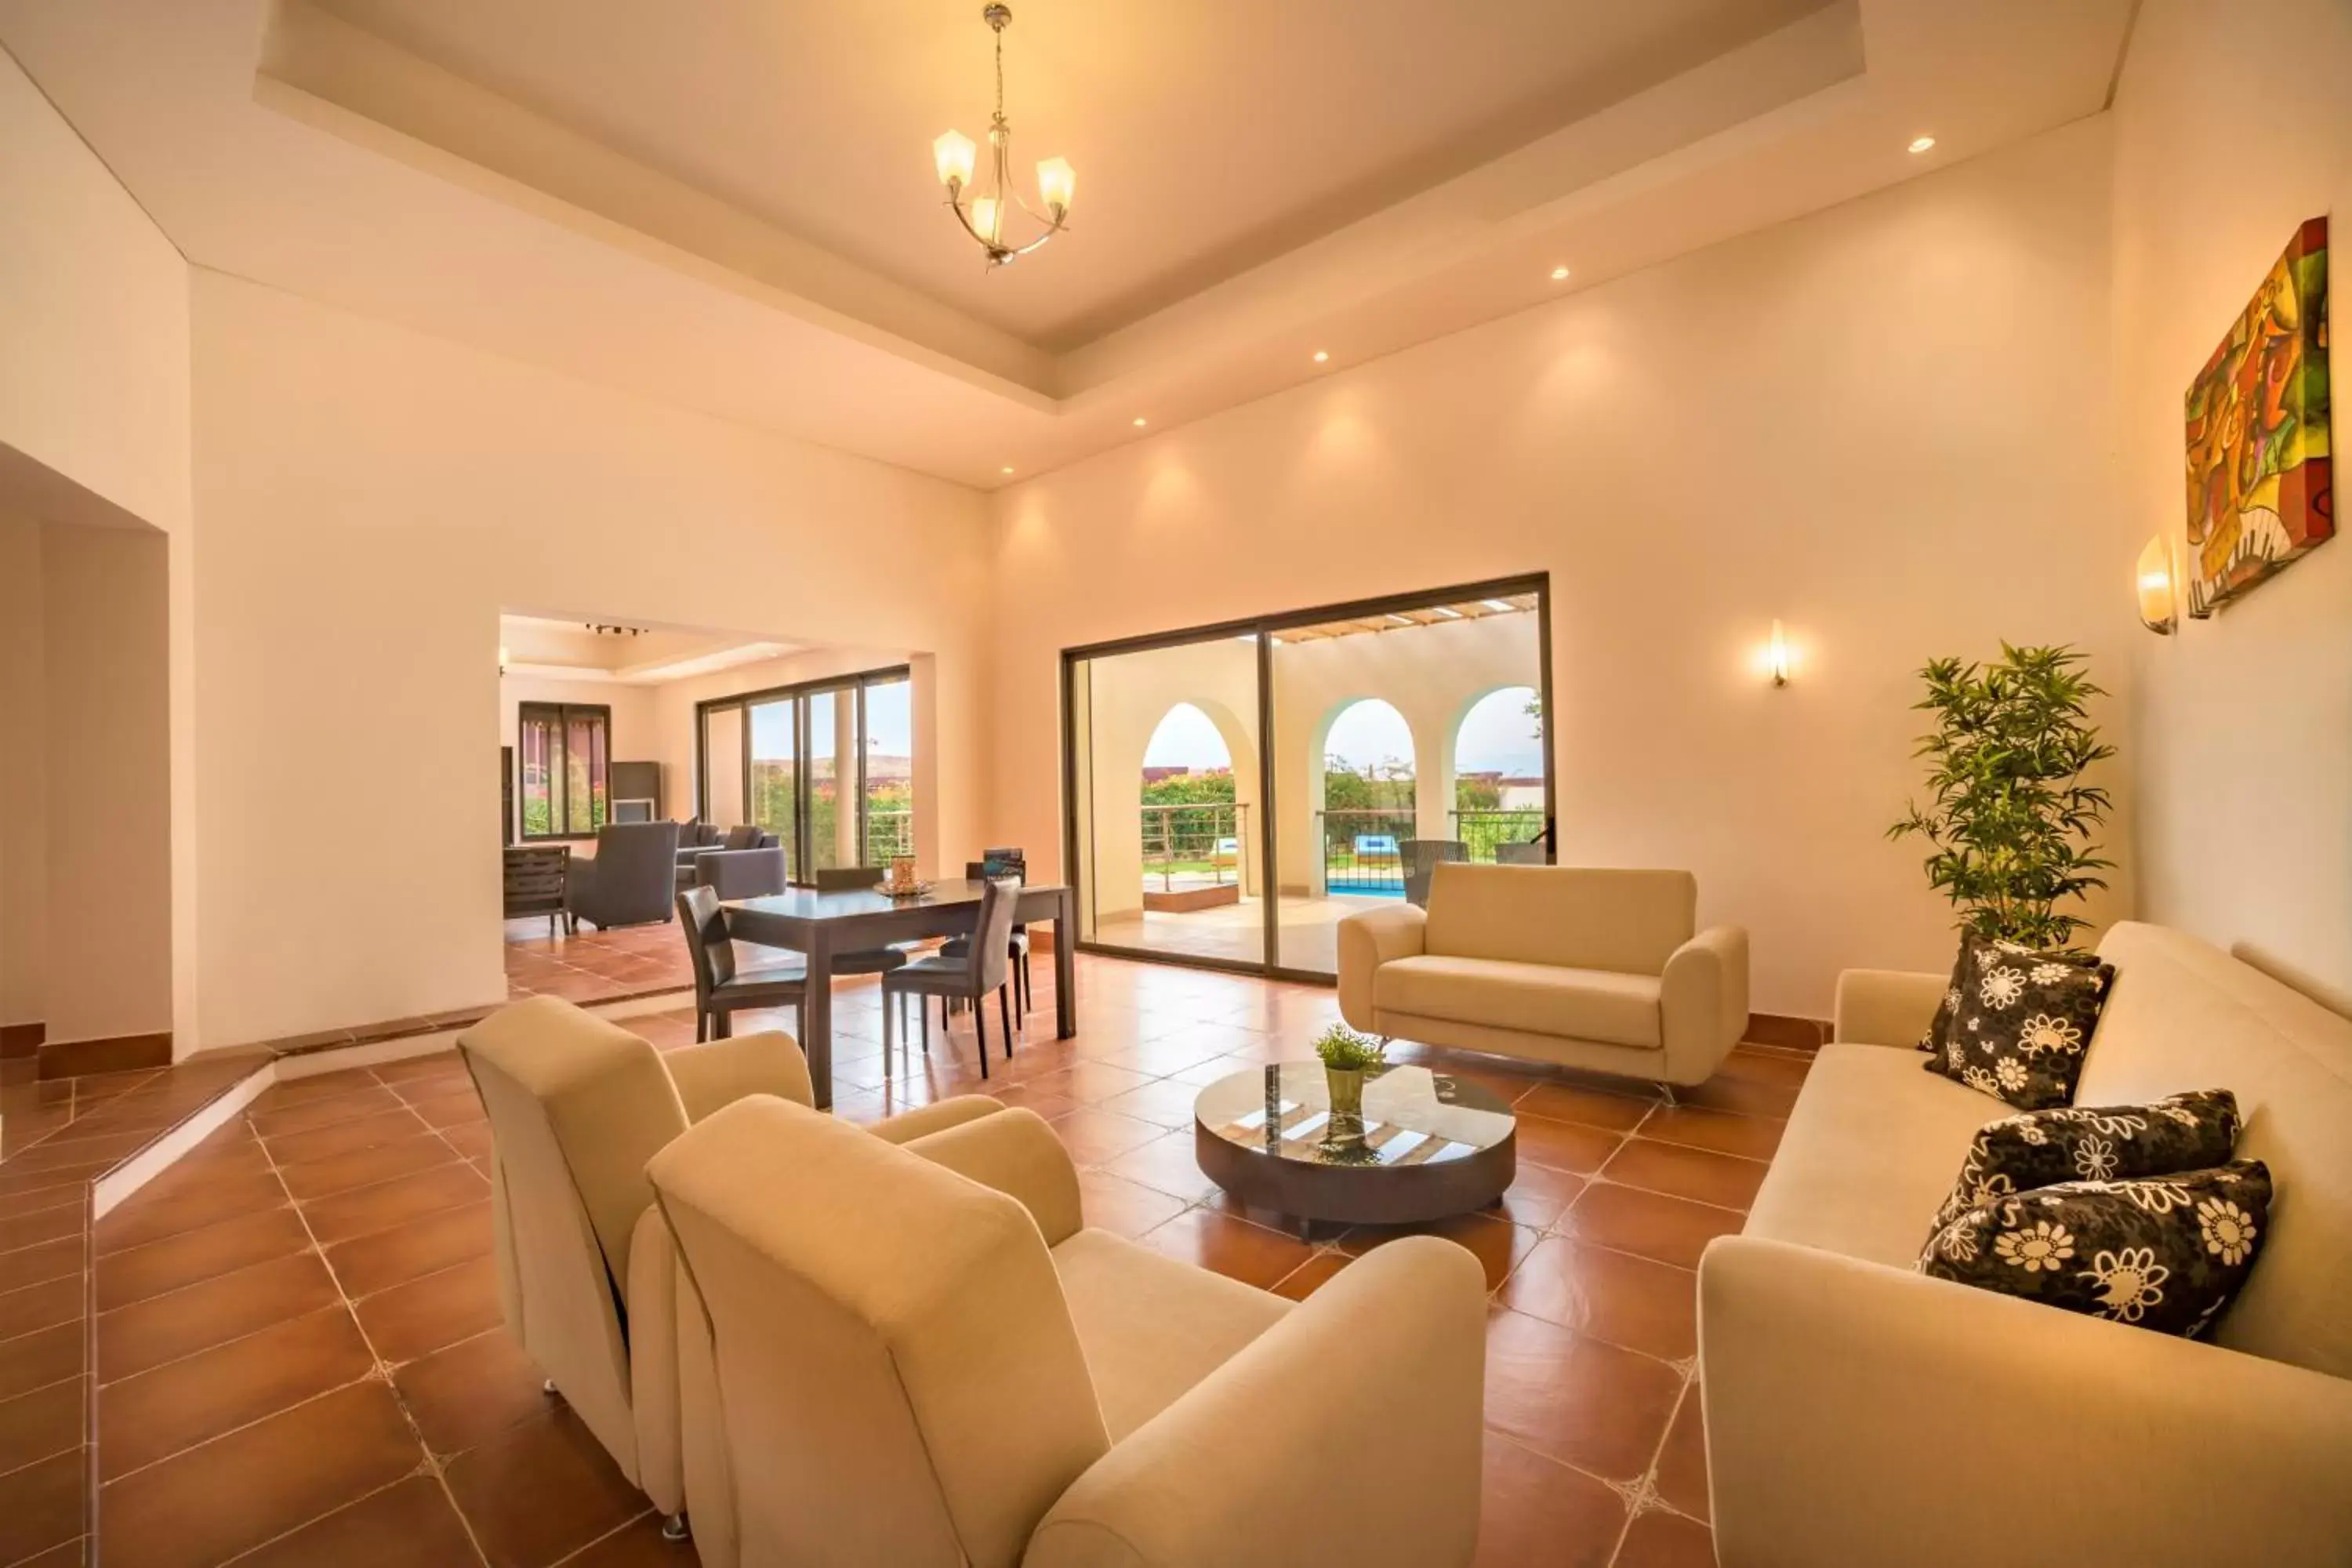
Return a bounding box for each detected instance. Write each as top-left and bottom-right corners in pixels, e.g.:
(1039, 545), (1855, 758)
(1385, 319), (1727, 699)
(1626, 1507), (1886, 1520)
(303, 0), (1829, 351)
(497, 614), (800, 683)
(0, 0), (2136, 488)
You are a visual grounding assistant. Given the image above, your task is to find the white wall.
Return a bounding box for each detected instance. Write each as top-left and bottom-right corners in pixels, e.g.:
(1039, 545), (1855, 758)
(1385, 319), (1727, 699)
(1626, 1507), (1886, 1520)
(0, 512), (46, 1029)
(2112, 0), (2352, 998)
(41, 521), (174, 1045)
(994, 119), (2136, 1016)
(189, 270), (991, 1049)
(0, 52), (194, 1048)
(0, 47), (189, 536)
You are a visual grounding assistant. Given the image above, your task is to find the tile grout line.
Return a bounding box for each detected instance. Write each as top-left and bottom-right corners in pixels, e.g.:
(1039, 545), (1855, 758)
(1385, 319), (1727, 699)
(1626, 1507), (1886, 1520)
(212, 1472), (447, 1567)
(1604, 1367), (1710, 1566)
(545, 1507), (661, 1566)
(235, 1080), (497, 1568)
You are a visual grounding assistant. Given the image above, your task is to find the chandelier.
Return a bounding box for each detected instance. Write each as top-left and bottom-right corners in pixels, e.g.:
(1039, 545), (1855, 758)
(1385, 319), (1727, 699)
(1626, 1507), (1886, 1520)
(931, 5), (1074, 267)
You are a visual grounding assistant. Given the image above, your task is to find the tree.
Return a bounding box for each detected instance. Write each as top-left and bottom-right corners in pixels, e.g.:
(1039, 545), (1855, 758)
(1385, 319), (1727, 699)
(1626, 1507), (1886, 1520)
(1141, 771), (1236, 808)
(1454, 775), (1502, 811)
(1323, 753), (1413, 813)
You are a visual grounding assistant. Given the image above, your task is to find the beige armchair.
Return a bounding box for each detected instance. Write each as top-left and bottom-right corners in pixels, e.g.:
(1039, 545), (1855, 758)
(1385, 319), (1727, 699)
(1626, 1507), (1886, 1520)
(457, 996), (1004, 1536)
(1338, 864), (1748, 1088)
(646, 1094), (1490, 1567)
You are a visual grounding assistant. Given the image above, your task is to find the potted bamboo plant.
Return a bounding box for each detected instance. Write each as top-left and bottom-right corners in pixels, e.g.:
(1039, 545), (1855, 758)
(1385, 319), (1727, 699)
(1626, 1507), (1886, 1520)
(1888, 643), (2115, 950)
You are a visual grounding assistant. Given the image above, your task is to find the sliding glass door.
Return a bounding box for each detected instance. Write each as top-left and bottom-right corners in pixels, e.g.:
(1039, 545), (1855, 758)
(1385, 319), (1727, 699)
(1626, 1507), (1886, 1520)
(746, 698), (797, 878)
(1066, 636), (1265, 968)
(1064, 577), (1552, 982)
(862, 674), (914, 862)
(698, 665), (912, 883)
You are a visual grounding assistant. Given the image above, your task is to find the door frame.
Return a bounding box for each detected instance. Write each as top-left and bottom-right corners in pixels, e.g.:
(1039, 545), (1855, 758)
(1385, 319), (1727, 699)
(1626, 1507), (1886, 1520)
(1058, 572), (1555, 984)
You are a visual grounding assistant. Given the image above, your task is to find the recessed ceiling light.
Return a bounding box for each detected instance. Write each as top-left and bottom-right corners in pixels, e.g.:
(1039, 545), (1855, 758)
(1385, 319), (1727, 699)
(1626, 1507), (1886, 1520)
(1312, 350), (1329, 364)
(1550, 266), (1570, 281)
(1907, 136), (1936, 154)
(1432, 606), (1463, 619)
(1000, 466), (1014, 475)
(1132, 416), (1148, 427)
(1482, 598), (1514, 612)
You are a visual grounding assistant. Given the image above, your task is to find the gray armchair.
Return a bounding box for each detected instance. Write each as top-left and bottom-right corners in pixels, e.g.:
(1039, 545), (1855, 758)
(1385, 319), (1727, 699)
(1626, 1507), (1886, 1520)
(695, 846), (787, 899)
(565, 820), (682, 930)
(676, 826), (775, 890)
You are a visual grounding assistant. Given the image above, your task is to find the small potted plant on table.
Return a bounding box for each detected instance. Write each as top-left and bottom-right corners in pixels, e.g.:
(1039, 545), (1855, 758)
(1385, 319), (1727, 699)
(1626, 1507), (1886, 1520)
(1312, 1022), (1387, 1138)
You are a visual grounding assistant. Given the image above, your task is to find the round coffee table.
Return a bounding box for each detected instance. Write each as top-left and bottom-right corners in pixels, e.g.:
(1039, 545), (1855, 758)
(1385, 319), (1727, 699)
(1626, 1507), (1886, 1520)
(1193, 1062), (1516, 1240)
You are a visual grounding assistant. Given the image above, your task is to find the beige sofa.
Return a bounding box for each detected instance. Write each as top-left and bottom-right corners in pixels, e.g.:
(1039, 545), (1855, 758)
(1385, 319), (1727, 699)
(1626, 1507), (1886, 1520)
(456, 996), (1005, 1530)
(1699, 922), (2352, 1566)
(1338, 864), (1748, 1087)
(648, 1093), (1490, 1567)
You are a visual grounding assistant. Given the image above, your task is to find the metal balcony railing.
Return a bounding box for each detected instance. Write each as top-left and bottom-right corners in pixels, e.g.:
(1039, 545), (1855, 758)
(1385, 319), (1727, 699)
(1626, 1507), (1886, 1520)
(1142, 802), (1250, 891)
(1316, 808), (1416, 895)
(864, 807), (913, 862)
(1450, 808), (1548, 863)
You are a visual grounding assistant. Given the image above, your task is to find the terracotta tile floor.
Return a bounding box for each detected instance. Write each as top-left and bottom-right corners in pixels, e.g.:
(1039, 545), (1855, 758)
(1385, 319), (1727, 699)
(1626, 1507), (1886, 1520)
(0, 1049), (283, 1568)
(502, 920), (695, 1009)
(62, 953), (1812, 1566)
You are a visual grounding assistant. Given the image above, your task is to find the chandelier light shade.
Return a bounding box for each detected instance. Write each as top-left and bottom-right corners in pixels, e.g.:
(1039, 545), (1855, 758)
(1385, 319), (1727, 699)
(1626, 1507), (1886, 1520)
(933, 130), (977, 189)
(933, 4), (1072, 266)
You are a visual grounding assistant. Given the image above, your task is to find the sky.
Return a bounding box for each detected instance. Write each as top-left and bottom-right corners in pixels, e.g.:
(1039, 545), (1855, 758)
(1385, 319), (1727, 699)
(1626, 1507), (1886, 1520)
(740, 677), (912, 760)
(1141, 687), (1543, 776)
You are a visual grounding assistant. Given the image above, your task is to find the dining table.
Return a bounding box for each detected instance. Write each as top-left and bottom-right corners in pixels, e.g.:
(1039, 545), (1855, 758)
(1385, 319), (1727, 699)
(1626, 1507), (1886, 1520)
(722, 879), (1077, 1109)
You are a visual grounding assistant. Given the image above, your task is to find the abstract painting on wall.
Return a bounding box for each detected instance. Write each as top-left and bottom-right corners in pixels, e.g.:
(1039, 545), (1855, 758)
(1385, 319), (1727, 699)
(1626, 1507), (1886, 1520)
(2183, 216), (2332, 616)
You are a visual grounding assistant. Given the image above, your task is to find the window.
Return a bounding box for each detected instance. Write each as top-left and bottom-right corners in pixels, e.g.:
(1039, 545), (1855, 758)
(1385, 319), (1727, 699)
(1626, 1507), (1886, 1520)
(861, 674), (913, 863)
(696, 666), (913, 880)
(518, 702), (611, 840)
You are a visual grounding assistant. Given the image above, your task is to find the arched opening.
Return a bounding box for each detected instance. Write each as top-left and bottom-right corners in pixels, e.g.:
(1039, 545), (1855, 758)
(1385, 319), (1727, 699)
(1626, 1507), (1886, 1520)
(1319, 698), (1414, 895)
(1139, 702), (1246, 909)
(1452, 685), (1546, 861)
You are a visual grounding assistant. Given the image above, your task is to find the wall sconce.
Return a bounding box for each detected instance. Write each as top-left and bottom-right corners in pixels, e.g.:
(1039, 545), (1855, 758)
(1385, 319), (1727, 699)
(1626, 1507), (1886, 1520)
(2136, 537), (2178, 634)
(1767, 619), (1791, 686)
(497, 644), (509, 675)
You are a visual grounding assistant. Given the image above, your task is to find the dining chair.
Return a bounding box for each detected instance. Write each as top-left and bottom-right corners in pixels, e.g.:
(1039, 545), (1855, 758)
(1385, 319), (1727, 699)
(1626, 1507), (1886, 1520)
(677, 887), (807, 1043)
(880, 876), (1020, 1079)
(811, 865), (928, 1033)
(948, 859), (1034, 1018)
(814, 866), (927, 973)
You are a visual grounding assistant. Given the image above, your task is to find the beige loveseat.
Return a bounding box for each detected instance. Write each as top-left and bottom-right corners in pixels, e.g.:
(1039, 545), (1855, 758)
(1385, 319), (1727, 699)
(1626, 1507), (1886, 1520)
(648, 1093), (1490, 1567)
(1337, 864), (1748, 1087)
(1699, 923), (2352, 1566)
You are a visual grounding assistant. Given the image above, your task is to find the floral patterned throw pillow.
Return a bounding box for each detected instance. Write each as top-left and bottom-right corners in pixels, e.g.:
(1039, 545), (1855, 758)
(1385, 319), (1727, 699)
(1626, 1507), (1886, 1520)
(1929, 1089), (2241, 1232)
(1915, 938), (1974, 1057)
(1923, 938), (2113, 1109)
(1920, 1161), (2270, 1338)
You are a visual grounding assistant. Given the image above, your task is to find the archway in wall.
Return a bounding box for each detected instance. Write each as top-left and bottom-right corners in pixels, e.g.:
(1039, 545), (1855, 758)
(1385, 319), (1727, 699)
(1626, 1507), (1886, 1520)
(1319, 698), (1415, 895)
(1138, 702), (1248, 910)
(1452, 685), (1546, 861)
